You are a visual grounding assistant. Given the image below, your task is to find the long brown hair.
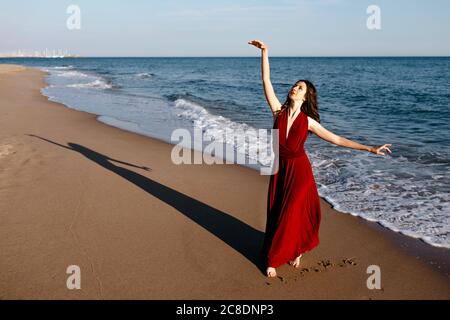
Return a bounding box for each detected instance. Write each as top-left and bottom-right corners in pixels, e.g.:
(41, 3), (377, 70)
(275, 79), (320, 128)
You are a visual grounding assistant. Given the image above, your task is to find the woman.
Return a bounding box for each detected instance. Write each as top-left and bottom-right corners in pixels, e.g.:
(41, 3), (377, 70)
(248, 40), (392, 278)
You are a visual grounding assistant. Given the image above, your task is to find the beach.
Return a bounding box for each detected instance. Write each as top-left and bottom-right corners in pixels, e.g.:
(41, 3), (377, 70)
(0, 64), (449, 299)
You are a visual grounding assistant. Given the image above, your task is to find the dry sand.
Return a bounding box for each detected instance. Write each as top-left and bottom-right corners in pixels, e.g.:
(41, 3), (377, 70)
(0, 65), (449, 299)
(0, 64), (25, 74)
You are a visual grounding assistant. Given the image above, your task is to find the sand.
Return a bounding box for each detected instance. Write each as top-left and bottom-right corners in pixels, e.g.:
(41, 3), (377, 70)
(0, 64), (25, 74)
(0, 64), (449, 299)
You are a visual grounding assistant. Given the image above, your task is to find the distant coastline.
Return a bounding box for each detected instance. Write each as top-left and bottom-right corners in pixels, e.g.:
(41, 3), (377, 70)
(0, 49), (80, 58)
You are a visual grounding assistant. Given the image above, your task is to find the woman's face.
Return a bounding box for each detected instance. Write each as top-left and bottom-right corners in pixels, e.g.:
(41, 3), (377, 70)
(289, 82), (307, 102)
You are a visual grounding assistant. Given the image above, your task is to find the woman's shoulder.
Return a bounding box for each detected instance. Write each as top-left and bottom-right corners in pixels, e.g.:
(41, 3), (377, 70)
(273, 106), (286, 118)
(272, 108), (283, 123)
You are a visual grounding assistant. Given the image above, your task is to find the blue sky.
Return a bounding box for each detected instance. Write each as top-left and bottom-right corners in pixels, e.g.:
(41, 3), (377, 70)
(1, 0), (449, 56)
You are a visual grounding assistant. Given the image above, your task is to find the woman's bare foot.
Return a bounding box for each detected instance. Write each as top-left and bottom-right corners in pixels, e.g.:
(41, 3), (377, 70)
(266, 267), (277, 277)
(289, 254), (303, 268)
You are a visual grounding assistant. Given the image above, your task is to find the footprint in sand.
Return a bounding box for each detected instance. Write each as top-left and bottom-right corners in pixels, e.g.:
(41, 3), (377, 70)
(268, 257), (359, 283)
(0, 144), (14, 158)
(339, 257), (358, 267)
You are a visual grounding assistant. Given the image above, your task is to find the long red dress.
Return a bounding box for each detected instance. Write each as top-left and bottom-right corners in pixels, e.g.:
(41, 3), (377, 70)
(262, 108), (321, 268)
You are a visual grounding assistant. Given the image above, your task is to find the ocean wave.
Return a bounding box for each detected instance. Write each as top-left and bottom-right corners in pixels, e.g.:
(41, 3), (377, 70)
(42, 66), (117, 90)
(173, 98), (273, 166)
(136, 72), (154, 79)
(52, 65), (74, 70)
(165, 93), (202, 103)
(55, 70), (89, 78)
(67, 79), (113, 89)
(310, 147), (450, 248)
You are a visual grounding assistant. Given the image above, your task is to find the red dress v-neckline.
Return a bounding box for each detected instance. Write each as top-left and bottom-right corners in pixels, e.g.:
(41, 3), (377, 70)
(285, 109), (303, 141)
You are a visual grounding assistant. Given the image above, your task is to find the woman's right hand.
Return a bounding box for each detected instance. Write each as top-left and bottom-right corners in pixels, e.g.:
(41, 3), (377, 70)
(248, 39), (268, 50)
(369, 144), (392, 155)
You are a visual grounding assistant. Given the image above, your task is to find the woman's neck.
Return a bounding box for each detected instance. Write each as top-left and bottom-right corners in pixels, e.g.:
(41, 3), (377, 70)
(288, 100), (303, 117)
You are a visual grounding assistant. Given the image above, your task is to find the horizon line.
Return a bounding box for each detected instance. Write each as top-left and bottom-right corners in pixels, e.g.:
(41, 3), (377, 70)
(1, 55), (450, 58)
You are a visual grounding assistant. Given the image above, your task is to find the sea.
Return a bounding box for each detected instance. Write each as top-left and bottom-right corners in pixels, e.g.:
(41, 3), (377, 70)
(1, 57), (449, 248)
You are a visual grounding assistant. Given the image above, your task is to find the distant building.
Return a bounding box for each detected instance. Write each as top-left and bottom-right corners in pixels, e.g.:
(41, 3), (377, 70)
(0, 49), (80, 58)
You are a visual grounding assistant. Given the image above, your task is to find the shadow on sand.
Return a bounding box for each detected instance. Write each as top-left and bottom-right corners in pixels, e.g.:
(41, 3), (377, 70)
(28, 134), (267, 275)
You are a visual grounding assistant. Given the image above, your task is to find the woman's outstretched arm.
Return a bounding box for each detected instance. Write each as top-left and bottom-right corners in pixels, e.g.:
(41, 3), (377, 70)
(307, 116), (392, 155)
(248, 40), (282, 118)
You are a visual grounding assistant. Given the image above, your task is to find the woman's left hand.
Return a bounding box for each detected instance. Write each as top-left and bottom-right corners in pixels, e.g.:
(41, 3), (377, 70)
(369, 144), (392, 155)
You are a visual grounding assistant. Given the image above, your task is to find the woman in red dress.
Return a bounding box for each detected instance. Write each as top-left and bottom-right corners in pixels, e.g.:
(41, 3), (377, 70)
(248, 40), (393, 277)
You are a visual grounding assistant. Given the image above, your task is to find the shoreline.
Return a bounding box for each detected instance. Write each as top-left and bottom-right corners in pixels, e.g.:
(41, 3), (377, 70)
(33, 65), (450, 278)
(38, 65), (449, 255)
(0, 64), (448, 299)
(36, 64), (448, 251)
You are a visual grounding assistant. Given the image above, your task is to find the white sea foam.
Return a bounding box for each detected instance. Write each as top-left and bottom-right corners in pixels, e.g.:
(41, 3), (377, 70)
(54, 70), (89, 78)
(310, 148), (450, 248)
(173, 98), (273, 166)
(41, 67), (113, 90)
(136, 72), (153, 79)
(52, 66), (74, 70)
(67, 79), (113, 89)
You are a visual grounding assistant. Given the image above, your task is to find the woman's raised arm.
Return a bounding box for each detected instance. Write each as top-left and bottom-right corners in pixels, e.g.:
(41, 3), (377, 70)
(248, 40), (282, 118)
